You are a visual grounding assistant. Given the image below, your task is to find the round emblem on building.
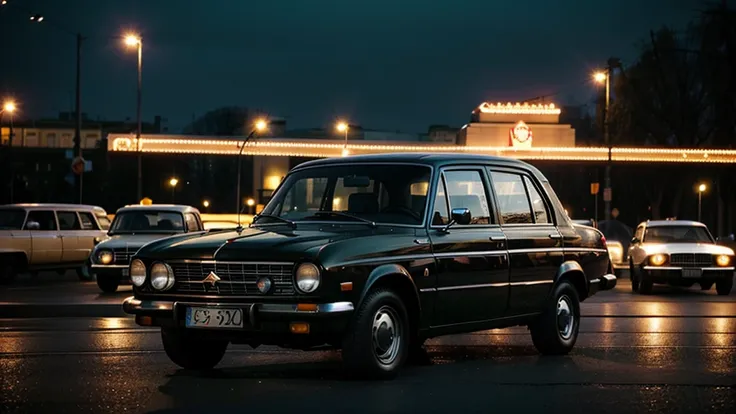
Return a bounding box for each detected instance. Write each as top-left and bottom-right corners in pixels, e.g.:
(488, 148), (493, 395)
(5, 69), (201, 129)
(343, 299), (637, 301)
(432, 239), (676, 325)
(509, 121), (533, 147)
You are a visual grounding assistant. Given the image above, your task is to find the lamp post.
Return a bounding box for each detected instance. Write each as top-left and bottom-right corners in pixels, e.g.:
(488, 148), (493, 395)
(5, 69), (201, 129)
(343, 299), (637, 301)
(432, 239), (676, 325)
(336, 121), (349, 156)
(698, 183), (706, 222)
(124, 34), (143, 201)
(202, 199), (210, 212)
(169, 177), (178, 203)
(246, 198), (255, 214)
(236, 119), (268, 222)
(594, 67), (612, 221)
(2, 100), (16, 202)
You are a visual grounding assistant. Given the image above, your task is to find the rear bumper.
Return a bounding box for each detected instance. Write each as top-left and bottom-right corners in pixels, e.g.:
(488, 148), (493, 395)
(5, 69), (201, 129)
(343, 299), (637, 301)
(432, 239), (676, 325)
(589, 273), (617, 295)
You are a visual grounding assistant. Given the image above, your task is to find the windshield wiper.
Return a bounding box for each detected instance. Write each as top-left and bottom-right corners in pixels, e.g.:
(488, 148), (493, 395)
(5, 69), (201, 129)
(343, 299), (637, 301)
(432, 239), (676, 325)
(312, 211), (377, 227)
(251, 214), (297, 229)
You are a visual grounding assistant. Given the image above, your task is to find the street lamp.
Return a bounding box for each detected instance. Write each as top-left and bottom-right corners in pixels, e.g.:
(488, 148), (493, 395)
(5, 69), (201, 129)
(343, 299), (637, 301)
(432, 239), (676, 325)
(698, 183), (707, 222)
(593, 67), (612, 221)
(202, 199), (210, 211)
(336, 121), (349, 156)
(236, 119), (269, 224)
(169, 177), (178, 202)
(124, 33), (144, 201)
(2, 100), (17, 202)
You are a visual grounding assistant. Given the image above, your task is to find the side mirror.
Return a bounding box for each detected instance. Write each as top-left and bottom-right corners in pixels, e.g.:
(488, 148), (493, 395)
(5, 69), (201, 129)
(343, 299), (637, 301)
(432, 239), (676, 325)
(451, 208), (472, 225)
(26, 221), (41, 231)
(631, 237), (639, 244)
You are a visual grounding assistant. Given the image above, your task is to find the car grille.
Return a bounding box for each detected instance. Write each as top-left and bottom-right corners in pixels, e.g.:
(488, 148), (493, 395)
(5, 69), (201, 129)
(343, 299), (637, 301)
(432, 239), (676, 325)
(670, 253), (712, 267)
(112, 248), (135, 265)
(170, 261), (295, 296)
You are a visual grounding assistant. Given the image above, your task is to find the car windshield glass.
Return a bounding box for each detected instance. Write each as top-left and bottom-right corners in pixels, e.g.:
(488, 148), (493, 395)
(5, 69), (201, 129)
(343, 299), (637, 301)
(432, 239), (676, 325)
(109, 211), (185, 234)
(0, 208), (27, 230)
(643, 225), (713, 243)
(260, 164), (432, 226)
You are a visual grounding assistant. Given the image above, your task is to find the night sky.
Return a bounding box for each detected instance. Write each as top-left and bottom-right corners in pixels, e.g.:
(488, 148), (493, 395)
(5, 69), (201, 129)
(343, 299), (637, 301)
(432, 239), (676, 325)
(0, 0), (699, 133)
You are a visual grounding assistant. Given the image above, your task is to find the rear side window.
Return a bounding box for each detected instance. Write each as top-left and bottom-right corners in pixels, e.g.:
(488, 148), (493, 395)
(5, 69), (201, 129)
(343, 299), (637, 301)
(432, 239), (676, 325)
(78, 212), (99, 230)
(523, 176), (549, 224)
(96, 215), (111, 230)
(57, 212), (82, 230)
(184, 213), (202, 232)
(489, 171), (533, 224)
(25, 211), (57, 230)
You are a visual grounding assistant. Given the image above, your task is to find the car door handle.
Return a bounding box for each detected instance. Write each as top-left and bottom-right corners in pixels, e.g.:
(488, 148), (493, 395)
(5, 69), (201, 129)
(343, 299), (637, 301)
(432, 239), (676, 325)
(548, 234), (562, 239)
(489, 235), (506, 241)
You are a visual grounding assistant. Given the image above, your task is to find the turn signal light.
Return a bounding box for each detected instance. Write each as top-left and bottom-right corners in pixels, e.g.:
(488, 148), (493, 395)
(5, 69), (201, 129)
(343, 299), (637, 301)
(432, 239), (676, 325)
(290, 322), (310, 334)
(716, 255), (731, 267)
(649, 254), (667, 266)
(296, 303), (318, 312)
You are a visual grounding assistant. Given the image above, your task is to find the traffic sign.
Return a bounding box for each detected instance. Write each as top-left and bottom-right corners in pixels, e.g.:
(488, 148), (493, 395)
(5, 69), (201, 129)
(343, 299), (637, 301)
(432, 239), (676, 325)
(603, 188), (612, 202)
(71, 156), (85, 175)
(590, 182), (600, 195)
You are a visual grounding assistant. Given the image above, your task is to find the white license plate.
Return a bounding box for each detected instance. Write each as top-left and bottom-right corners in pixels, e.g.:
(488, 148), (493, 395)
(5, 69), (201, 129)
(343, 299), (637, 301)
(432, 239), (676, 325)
(682, 268), (702, 278)
(185, 307), (244, 329)
(122, 268), (129, 277)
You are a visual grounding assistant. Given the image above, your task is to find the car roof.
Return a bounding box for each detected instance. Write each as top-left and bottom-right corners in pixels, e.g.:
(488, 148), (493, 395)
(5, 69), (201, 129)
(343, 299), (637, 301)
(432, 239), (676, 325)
(644, 220), (707, 227)
(115, 204), (200, 214)
(292, 153), (550, 181)
(1, 203), (107, 213)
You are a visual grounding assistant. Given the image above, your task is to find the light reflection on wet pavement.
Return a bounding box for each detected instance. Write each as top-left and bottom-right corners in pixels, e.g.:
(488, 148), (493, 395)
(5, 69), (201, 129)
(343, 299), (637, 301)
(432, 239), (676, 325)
(0, 276), (734, 413)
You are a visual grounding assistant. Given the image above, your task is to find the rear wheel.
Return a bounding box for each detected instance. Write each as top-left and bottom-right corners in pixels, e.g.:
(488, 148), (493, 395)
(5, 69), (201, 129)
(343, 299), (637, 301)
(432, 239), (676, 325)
(529, 280), (580, 355)
(96, 276), (119, 293)
(342, 288), (410, 379)
(161, 328), (228, 370)
(700, 282), (714, 291)
(629, 262), (640, 292)
(716, 278), (733, 296)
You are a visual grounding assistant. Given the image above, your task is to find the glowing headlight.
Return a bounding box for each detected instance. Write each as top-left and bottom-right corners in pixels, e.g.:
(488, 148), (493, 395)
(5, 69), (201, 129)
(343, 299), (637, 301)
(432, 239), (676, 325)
(97, 250), (113, 265)
(649, 254), (667, 266)
(716, 255), (731, 267)
(150, 262), (175, 291)
(130, 259), (147, 287)
(295, 263), (321, 293)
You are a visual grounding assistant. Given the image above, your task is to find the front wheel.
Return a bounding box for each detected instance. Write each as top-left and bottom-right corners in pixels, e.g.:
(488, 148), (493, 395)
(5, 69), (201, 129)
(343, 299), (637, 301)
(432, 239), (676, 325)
(342, 288), (410, 379)
(630, 262), (640, 292)
(96, 276), (119, 293)
(77, 264), (93, 281)
(161, 328), (228, 370)
(529, 280), (580, 355)
(716, 278), (733, 296)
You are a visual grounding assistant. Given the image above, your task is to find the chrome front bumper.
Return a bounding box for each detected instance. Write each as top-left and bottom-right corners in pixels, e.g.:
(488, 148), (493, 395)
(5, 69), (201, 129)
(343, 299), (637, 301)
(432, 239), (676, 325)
(122, 296), (355, 316)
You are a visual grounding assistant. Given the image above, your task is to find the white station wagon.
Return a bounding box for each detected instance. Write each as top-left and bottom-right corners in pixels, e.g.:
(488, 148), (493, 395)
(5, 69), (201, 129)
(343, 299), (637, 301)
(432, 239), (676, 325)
(628, 220), (734, 295)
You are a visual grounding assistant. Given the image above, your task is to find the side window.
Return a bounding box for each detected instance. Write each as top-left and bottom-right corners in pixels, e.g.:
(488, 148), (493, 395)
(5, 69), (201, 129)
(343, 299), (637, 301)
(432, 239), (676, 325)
(57, 211), (82, 230)
(431, 176), (450, 225)
(444, 170), (492, 225)
(490, 171), (533, 224)
(523, 176), (549, 224)
(96, 215), (111, 230)
(78, 212), (99, 230)
(184, 213), (201, 232)
(25, 211), (58, 231)
(635, 226), (645, 241)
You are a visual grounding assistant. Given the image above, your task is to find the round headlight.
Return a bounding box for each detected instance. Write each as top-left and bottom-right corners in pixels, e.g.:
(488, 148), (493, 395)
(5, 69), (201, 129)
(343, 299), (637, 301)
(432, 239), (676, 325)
(716, 254), (731, 267)
(130, 259), (147, 287)
(650, 254), (667, 266)
(295, 263), (320, 293)
(150, 262), (175, 291)
(97, 250), (113, 265)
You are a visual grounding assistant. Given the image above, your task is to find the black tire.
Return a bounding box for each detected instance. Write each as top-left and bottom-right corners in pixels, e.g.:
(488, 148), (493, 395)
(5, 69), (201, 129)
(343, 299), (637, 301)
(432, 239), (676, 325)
(96, 276), (119, 293)
(0, 261), (17, 284)
(700, 282), (714, 291)
(630, 262), (640, 292)
(77, 265), (93, 281)
(342, 288), (410, 379)
(638, 267), (653, 295)
(161, 328), (228, 370)
(529, 280), (580, 356)
(716, 278), (733, 296)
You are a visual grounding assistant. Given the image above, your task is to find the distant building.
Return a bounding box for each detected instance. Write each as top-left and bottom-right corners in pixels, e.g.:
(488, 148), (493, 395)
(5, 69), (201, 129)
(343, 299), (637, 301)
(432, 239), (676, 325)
(425, 125), (459, 144)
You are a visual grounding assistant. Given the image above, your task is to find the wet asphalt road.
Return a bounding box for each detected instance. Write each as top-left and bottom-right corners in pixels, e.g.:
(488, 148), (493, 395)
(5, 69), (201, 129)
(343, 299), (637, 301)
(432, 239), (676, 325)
(0, 272), (734, 413)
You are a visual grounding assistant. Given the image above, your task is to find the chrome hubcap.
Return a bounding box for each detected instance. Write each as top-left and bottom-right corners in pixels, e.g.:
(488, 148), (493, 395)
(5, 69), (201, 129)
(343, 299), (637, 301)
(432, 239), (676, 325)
(557, 295), (574, 340)
(372, 305), (401, 365)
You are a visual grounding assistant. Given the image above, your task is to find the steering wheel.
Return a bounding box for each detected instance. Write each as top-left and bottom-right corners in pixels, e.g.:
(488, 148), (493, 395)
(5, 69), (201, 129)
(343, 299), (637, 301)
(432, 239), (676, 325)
(380, 206), (421, 221)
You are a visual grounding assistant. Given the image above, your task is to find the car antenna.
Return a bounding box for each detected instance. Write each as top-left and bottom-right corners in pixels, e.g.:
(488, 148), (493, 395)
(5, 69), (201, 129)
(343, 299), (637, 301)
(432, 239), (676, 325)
(236, 117), (270, 232)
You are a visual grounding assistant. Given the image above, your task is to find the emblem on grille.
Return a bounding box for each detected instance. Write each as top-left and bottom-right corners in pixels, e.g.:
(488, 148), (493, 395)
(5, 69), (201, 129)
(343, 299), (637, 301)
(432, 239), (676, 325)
(202, 271), (221, 287)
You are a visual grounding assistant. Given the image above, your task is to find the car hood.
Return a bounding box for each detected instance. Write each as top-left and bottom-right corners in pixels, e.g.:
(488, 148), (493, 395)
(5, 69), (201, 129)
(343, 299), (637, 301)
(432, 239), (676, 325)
(96, 234), (181, 250)
(639, 243), (735, 256)
(135, 225), (398, 262)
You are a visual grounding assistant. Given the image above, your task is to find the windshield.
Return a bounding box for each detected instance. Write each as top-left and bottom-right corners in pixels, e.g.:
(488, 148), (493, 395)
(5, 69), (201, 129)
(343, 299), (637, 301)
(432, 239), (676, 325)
(643, 225), (714, 244)
(0, 208), (27, 230)
(260, 164), (432, 226)
(109, 211), (185, 234)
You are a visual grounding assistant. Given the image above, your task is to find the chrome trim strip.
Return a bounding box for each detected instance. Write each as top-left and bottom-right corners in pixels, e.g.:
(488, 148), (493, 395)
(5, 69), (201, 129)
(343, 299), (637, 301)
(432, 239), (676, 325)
(166, 259), (294, 266)
(260, 301), (354, 314)
(122, 297), (174, 313)
(332, 254), (435, 267)
(419, 288), (436, 293)
(703, 267), (735, 271)
(643, 266), (681, 270)
(123, 297), (354, 315)
(589, 278), (600, 284)
(509, 280), (554, 286)
(643, 266), (734, 271)
(433, 251), (507, 258)
(436, 282), (509, 291)
(91, 264), (128, 269)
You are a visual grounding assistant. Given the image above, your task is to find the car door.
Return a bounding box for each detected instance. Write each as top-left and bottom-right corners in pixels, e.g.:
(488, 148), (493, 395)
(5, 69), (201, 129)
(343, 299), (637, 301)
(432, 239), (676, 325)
(488, 169), (562, 316)
(57, 211), (86, 263)
(24, 210), (62, 265)
(428, 168), (509, 327)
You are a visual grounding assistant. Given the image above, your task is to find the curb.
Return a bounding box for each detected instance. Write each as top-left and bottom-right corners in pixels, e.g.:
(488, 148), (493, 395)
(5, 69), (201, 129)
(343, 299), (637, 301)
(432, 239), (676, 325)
(0, 303), (128, 318)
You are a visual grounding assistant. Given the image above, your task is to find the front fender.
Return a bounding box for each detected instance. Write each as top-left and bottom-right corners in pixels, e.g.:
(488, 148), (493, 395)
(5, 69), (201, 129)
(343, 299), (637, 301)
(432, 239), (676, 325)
(356, 263), (420, 312)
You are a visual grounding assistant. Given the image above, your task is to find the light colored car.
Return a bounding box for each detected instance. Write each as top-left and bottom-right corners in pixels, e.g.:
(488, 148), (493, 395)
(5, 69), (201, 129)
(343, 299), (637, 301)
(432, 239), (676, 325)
(0, 203), (110, 283)
(89, 204), (204, 293)
(628, 220), (734, 295)
(606, 240), (626, 274)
